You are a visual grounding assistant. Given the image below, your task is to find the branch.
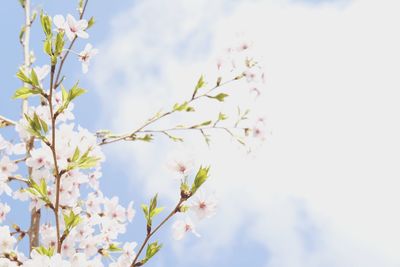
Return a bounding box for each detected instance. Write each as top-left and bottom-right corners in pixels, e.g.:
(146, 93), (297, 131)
(7, 176), (29, 184)
(53, 0), (89, 89)
(0, 115), (16, 128)
(99, 74), (245, 146)
(49, 0), (90, 253)
(130, 198), (184, 267)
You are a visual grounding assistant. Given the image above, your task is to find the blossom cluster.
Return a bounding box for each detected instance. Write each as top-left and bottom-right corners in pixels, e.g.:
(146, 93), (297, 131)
(0, 1), (264, 265)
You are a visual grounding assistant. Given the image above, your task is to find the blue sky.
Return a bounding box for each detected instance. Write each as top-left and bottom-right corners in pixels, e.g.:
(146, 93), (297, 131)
(3, 0), (400, 267)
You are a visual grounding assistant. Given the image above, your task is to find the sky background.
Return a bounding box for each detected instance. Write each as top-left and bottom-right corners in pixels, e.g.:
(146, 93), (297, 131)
(2, 0), (400, 266)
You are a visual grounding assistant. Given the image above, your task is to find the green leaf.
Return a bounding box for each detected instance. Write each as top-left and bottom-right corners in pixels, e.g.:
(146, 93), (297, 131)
(26, 178), (50, 204)
(16, 69), (31, 84)
(71, 147), (80, 162)
(24, 113), (49, 140)
(13, 87), (40, 99)
(67, 147), (100, 170)
(149, 194), (157, 210)
(108, 243), (122, 252)
(142, 242), (162, 264)
(173, 101), (189, 112)
(191, 166), (210, 194)
(35, 246), (55, 257)
(209, 93), (229, 102)
(55, 32), (65, 56)
(137, 134), (153, 142)
(87, 17), (95, 29)
(141, 204), (149, 217)
(57, 83), (87, 115)
(61, 84), (68, 103)
(30, 69), (40, 87)
(69, 83), (87, 102)
(43, 38), (52, 56)
(40, 12), (52, 37)
(218, 112), (228, 121)
(19, 0), (25, 8)
(63, 210), (82, 231)
(150, 207), (164, 218)
(192, 75), (205, 98)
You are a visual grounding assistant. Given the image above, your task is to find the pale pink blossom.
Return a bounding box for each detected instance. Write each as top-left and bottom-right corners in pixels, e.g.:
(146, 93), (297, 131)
(190, 193), (217, 220)
(64, 14), (89, 41)
(53, 15), (67, 33)
(33, 65), (50, 81)
(0, 156), (18, 178)
(78, 43), (98, 73)
(172, 217), (200, 240)
(0, 203), (10, 223)
(0, 226), (16, 254)
(125, 201), (135, 223)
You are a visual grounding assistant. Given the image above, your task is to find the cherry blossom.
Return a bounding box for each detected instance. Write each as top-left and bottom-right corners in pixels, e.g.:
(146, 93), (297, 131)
(172, 217), (200, 240)
(33, 65), (50, 82)
(110, 242), (137, 267)
(0, 258), (18, 267)
(0, 202), (10, 223)
(65, 14), (89, 41)
(54, 15), (67, 33)
(0, 226), (16, 254)
(0, 156), (18, 179)
(21, 252), (70, 267)
(189, 193), (217, 220)
(125, 201), (135, 222)
(78, 43), (98, 73)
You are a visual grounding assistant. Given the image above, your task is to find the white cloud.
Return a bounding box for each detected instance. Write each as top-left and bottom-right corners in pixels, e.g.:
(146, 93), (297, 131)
(90, 0), (400, 266)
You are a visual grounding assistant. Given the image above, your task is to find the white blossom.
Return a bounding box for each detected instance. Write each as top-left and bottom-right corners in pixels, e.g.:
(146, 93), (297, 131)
(65, 14), (88, 41)
(0, 226), (16, 254)
(172, 217), (200, 240)
(190, 193), (217, 220)
(0, 203), (10, 223)
(78, 44), (98, 74)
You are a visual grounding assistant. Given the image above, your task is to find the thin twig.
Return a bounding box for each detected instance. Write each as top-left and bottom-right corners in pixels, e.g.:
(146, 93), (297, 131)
(99, 75), (244, 146)
(131, 199), (184, 267)
(0, 115), (16, 127)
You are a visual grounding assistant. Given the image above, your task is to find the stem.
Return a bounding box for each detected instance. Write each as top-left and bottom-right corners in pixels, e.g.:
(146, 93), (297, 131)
(48, 1), (91, 253)
(22, 0), (31, 115)
(53, 0), (89, 89)
(19, 0), (41, 252)
(47, 63), (63, 253)
(99, 76), (244, 146)
(131, 199), (184, 267)
(0, 115), (16, 127)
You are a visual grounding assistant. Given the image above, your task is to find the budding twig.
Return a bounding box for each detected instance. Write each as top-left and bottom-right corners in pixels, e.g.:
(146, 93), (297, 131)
(130, 198), (184, 267)
(99, 75), (245, 146)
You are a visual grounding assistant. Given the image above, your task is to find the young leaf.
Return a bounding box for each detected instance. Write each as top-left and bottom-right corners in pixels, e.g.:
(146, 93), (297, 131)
(16, 69), (31, 84)
(13, 87), (40, 99)
(209, 93), (229, 102)
(35, 246), (55, 257)
(191, 166), (210, 194)
(87, 17), (95, 29)
(40, 12), (52, 37)
(30, 69), (40, 87)
(141, 242), (162, 265)
(192, 75), (205, 98)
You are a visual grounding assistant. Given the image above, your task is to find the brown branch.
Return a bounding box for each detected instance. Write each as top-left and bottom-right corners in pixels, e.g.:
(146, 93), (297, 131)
(0, 115), (16, 128)
(18, 0), (41, 252)
(99, 75), (244, 146)
(53, 0), (89, 89)
(130, 198), (184, 267)
(50, 0), (90, 253)
(7, 176), (29, 184)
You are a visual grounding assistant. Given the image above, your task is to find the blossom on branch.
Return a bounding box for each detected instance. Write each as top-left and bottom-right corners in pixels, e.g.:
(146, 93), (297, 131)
(78, 43), (98, 73)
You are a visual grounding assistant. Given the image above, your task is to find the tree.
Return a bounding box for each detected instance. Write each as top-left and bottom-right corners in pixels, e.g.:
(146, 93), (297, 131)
(0, 0), (264, 266)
